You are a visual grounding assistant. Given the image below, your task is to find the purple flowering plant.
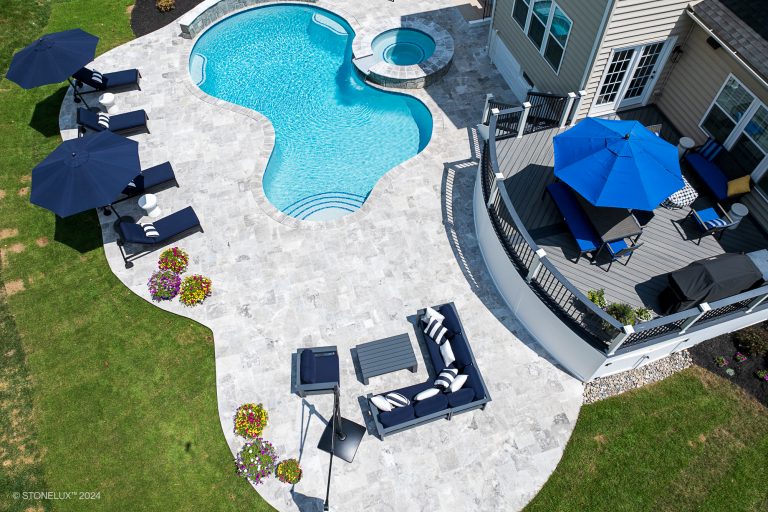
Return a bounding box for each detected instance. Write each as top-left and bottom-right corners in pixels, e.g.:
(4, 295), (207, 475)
(235, 438), (278, 486)
(147, 270), (181, 301)
(756, 370), (768, 382)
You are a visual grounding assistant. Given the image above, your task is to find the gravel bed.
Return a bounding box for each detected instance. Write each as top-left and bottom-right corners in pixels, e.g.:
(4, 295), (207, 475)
(584, 350), (692, 404)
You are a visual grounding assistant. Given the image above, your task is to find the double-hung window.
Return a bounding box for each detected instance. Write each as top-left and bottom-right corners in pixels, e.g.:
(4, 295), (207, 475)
(700, 75), (768, 195)
(512, 0), (572, 73)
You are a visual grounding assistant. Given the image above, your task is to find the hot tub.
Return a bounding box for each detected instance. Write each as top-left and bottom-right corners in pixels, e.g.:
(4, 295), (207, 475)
(372, 28), (436, 66)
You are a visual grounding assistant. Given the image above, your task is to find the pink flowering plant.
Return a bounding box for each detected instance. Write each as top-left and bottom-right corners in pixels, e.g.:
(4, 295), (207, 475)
(714, 356), (728, 368)
(147, 270), (181, 301)
(158, 247), (189, 274)
(734, 351), (747, 363)
(235, 439), (278, 486)
(276, 458), (302, 485)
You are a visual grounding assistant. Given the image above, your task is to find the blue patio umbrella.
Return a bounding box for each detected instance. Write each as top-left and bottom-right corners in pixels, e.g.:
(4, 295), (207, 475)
(31, 131), (140, 217)
(6, 29), (98, 89)
(553, 117), (684, 211)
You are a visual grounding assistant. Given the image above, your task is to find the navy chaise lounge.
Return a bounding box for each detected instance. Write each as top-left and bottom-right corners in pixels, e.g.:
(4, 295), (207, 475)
(77, 108), (149, 135)
(116, 206), (202, 268)
(73, 66), (141, 92)
(120, 161), (178, 198)
(365, 303), (491, 438)
(684, 138), (751, 202)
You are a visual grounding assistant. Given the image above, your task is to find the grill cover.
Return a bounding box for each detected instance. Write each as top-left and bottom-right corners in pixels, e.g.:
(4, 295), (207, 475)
(659, 253), (763, 314)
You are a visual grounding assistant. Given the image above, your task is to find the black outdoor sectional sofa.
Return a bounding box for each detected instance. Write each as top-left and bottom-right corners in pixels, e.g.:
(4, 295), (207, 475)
(365, 302), (491, 438)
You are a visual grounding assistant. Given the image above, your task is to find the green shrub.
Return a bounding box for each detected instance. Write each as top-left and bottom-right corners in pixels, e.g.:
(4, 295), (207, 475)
(606, 302), (636, 326)
(156, 0), (175, 12)
(635, 307), (653, 322)
(734, 324), (768, 356)
(587, 289), (607, 309)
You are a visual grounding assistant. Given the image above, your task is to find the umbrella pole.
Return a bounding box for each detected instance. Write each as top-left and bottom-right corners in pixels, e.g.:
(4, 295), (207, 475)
(67, 78), (90, 109)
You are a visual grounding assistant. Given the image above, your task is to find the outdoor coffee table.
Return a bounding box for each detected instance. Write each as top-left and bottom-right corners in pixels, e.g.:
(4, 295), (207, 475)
(356, 333), (418, 385)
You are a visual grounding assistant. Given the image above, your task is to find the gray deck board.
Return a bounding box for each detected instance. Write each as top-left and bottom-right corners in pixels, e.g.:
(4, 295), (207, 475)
(495, 119), (768, 313)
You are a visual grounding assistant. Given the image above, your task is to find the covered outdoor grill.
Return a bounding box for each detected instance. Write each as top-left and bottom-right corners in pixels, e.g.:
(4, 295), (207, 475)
(659, 253), (764, 314)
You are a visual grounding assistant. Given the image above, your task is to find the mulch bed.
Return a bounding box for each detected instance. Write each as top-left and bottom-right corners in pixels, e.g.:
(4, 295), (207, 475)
(689, 327), (768, 408)
(131, 0), (205, 37)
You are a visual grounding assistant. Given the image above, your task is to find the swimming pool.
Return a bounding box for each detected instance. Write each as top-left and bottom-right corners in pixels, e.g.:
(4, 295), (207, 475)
(189, 5), (433, 221)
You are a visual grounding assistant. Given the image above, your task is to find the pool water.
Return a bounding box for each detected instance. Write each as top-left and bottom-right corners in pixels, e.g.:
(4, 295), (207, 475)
(190, 5), (433, 220)
(372, 28), (436, 66)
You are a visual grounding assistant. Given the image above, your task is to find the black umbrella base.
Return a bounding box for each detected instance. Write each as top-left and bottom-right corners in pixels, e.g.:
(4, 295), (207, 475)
(317, 417), (365, 463)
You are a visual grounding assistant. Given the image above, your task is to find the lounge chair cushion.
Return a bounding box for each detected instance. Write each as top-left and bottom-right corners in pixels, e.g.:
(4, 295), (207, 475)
(546, 182), (600, 253)
(299, 349), (316, 383)
(122, 162), (176, 195)
(463, 364), (486, 400)
(73, 67), (140, 90)
(448, 388), (475, 408)
(727, 176), (751, 197)
(312, 352), (339, 384)
(703, 218), (728, 230)
(77, 108), (147, 133)
(118, 206), (200, 245)
(685, 153), (728, 201)
(379, 404), (415, 427)
(438, 304), (463, 334)
(699, 138), (722, 161)
(414, 393), (449, 417)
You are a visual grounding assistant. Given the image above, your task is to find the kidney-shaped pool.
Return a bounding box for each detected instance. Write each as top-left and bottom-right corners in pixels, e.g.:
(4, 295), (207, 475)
(190, 4), (433, 221)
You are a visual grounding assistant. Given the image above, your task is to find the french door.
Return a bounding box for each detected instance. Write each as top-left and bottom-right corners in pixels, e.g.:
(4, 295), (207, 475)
(590, 39), (673, 115)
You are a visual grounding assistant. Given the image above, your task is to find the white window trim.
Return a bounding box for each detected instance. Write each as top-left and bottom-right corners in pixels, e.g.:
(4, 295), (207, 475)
(511, 0), (572, 74)
(699, 73), (768, 180)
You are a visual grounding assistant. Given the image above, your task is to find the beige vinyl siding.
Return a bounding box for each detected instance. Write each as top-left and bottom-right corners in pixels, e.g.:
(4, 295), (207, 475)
(656, 23), (768, 230)
(491, 0), (610, 94)
(656, 24), (768, 144)
(578, 0), (695, 117)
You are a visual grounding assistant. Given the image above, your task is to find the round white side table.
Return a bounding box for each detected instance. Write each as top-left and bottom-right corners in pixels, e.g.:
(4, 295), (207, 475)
(728, 202), (749, 230)
(138, 193), (162, 218)
(98, 92), (116, 114)
(678, 136), (695, 160)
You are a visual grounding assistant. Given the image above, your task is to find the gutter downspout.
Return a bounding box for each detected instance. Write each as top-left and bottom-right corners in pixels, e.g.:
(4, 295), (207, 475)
(686, 7), (768, 90)
(486, 0), (499, 50)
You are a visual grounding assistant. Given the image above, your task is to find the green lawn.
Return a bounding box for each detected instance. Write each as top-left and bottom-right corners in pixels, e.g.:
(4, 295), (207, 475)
(0, 1), (271, 510)
(526, 367), (768, 512)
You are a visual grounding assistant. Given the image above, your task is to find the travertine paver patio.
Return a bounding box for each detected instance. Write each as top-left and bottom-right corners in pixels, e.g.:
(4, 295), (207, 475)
(59, 2), (583, 510)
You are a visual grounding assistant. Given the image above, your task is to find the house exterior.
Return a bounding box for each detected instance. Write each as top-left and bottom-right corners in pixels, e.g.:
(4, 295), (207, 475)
(488, 0), (768, 226)
(480, 0), (768, 381)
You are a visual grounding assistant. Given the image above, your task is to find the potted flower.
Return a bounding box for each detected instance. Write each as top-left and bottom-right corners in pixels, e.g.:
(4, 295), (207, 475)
(734, 351), (747, 363)
(714, 356), (728, 368)
(756, 370), (768, 382)
(234, 403), (268, 438)
(179, 274), (212, 306)
(158, 247), (189, 273)
(276, 458), (302, 485)
(235, 439), (278, 486)
(147, 270), (181, 301)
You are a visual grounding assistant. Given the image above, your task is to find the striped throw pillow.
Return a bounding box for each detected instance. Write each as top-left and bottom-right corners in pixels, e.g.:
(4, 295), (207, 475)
(141, 223), (160, 238)
(385, 392), (410, 408)
(97, 113), (110, 129)
(434, 366), (458, 390)
(699, 138), (722, 161)
(91, 70), (103, 84)
(423, 317), (453, 345)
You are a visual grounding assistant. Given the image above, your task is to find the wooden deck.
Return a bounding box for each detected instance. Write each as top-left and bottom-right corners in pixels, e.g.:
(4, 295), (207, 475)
(495, 127), (768, 313)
